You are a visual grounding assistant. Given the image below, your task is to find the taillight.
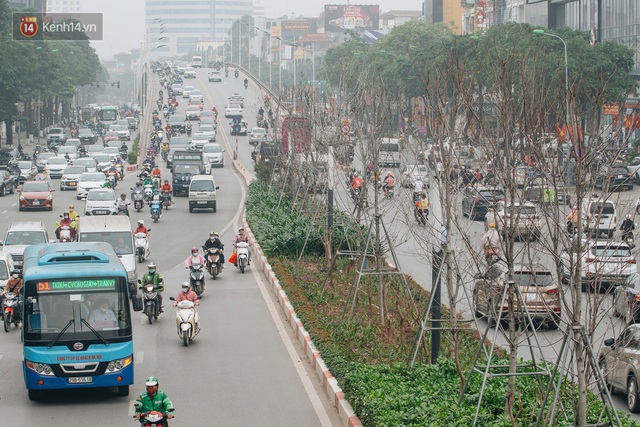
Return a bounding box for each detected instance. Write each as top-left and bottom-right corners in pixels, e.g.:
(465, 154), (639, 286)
(546, 288), (559, 295)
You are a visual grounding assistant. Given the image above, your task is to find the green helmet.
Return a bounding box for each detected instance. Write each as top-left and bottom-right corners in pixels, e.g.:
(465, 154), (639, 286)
(145, 376), (158, 386)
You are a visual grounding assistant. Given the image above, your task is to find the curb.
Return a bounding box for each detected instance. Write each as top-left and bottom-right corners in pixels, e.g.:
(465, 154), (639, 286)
(231, 160), (363, 427)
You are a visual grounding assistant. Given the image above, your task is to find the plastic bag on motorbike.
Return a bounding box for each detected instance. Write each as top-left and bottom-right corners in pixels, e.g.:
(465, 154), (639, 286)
(228, 252), (237, 264)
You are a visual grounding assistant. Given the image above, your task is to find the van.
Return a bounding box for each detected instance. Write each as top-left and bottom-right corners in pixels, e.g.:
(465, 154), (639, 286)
(189, 175), (219, 213)
(378, 138), (401, 168)
(582, 196), (617, 238)
(0, 251), (15, 288)
(191, 55), (202, 68)
(77, 216), (137, 292)
(1, 221), (49, 270)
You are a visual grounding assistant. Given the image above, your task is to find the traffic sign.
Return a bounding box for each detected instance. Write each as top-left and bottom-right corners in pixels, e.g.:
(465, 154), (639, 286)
(340, 134), (350, 144)
(341, 124), (351, 134)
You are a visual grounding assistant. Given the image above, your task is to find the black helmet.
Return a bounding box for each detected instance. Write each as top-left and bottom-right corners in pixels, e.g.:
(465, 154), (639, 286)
(120, 194), (126, 200)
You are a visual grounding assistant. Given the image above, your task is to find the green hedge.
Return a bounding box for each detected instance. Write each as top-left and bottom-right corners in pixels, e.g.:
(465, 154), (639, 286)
(128, 133), (140, 164)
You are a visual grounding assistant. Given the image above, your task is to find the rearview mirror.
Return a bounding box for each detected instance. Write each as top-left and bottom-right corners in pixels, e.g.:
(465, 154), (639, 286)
(604, 338), (615, 348)
(169, 297), (176, 301)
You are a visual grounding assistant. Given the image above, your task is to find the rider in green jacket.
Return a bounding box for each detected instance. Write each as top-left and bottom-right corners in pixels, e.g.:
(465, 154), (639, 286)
(134, 376), (174, 421)
(140, 263), (164, 312)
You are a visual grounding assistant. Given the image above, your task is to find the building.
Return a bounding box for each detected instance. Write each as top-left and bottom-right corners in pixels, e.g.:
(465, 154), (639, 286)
(380, 10), (422, 30)
(145, 0), (253, 58)
(46, 0), (80, 13)
(423, 0), (472, 34)
(8, 0), (46, 12)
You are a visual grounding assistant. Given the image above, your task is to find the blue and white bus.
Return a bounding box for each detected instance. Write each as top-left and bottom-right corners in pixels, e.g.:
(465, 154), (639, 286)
(21, 242), (141, 400)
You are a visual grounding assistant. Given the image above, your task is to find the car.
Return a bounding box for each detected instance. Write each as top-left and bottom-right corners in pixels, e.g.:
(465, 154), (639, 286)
(253, 140), (279, 168)
(65, 138), (81, 148)
(91, 153), (112, 171)
(84, 144), (104, 156)
(461, 185), (505, 221)
(189, 98), (204, 110)
(168, 115), (186, 133)
(126, 117), (138, 130)
(16, 161), (37, 183)
(190, 133), (209, 150)
(198, 124), (216, 142)
(18, 180), (54, 211)
(73, 157), (98, 173)
(0, 251), (16, 288)
(484, 201), (541, 241)
(472, 261), (560, 329)
(401, 162), (430, 188)
(1, 221), (49, 270)
(77, 172), (107, 199)
(228, 93), (244, 108)
(189, 89), (203, 101)
(169, 136), (189, 148)
(44, 156), (69, 178)
(110, 124), (131, 141)
(225, 104), (243, 118)
(185, 105), (202, 121)
(103, 147), (121, 162)
(0, 170), (17, 195)
(595, 166), (633, 191)
(78, 128), (96, 144)
(202, 143), (225, 170)
(208, 70), (222, 82)
(200, 117), (216, 127)
(599, 323), (640, 413)
(171, 83), (183, 95)
(229, 119), (248, 136)
(515, 166), (540, 188)
(249, 127), (267, 145)
(612, 273), (640, 322)
(582, 197), (617, 238)
(34, 152), (56, 172)
(104, 131), (120, 143)
(46, 127), (66, 145)
(561, 239), (636, 290)
(60, 165), (87, 190)
(57, 145), (79, 161)
(183, 86), (195, 98)
(183, 67), (196, 78)
(84, 188), (117, 216)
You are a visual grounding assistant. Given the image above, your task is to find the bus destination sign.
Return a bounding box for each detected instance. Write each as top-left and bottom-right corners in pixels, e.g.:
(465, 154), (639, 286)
(37, 278), (116, 292)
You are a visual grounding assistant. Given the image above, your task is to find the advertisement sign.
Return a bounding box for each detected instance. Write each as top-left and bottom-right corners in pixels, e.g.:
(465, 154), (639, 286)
(475, 0), (486, 29)
(324, 4), (380, 32)
(281, 20), (316, 37)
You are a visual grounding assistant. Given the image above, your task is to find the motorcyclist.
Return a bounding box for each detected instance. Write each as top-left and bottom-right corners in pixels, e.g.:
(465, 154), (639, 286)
(132, 180), (144, 196)
(566, 205), (579, 236)
(165, 123), (172, 136)
(8, 160), (20, 176)
(351, 172), (363, 191)
(232, 227), (251, 266)
(481, 223), (501, 263)
(151, 165), (162, 181)
(150, 189), (163, 216)
(202, 232), (225, 268)
(415, 193), (429, 222)
(620, 213), (636, 241)
(244, 77), (249, 88)
(413, 178), (424, 201)
(1, 270), (24, 321)
(258, 106), (264, 117)
(143, 174), (156, 190)
(185, 247), (205, 269)
(159, 180), (174, 204)
(212, 106), (218, 117)
(185, 121), (192, 136)
(115, 193), (131, 216)
(56, 212), (76, 240)
(174, 282), (200, 306)
(382, 171), (395, 194)
(135, 219), (149, 236)
(141, 263), (164, 312)
(120, 141), (128, 154)
(234, 69), (239, 78)
(134, 377), (174, 422)
(67, 204), (79, 224)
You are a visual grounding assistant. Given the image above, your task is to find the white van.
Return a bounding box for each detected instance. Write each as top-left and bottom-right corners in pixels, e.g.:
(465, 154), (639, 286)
(189, 175), (218, 213)
(77, 216), (137, 293)
(0, 251), (15, 289)
(582, 196), (617, 238)
(378, 138), (401, 168)
(191, 55), (202, 68)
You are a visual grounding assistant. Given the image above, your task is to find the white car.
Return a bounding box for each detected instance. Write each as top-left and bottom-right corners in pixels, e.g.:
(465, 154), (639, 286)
(183, 68), (196, 78)
(249, 127), (267, 145)
(84, 188), (117, 216)
(65, 138), (81, 148)
(57, 145), (78, 161)
(183, 86), (195, 98)
(16, 161), (37, 182)
(203, 143), (224, 169)
(44, 157), (69, 178)
(77, 172), (107, 199)
(91, 153), (112, 171)
(185, 105), (201, 121)
(208, 71), (222, 82)
(190, 133), (209, 150)
(60, 165), (86, 190)
(189, 90), (204, 101)
(110, 124), (131, 141)
(582, 197), (617, 238)
(225, 104), (243, 118)
(402, 162), (430, 188)
(199, 124), (216, 142)
(73, 157), (98, 173)
(561, 240), (637, 290)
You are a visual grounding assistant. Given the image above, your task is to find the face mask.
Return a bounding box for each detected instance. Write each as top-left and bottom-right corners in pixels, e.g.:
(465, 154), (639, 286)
(210, 237), (215, 241)
(192, 254), (198, 257)
(100, 307), (108, 313)
(12, 274), (18, 279)
(182, 287), (189, 293)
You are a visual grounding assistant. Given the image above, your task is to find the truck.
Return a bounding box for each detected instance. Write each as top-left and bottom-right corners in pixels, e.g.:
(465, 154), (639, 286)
(171, 150), (204, 196)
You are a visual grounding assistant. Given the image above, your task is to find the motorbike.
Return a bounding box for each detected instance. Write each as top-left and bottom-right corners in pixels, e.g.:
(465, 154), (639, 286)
(134, 410), (171, 427)
(186, 126), (192, 137)
(119, 147), (128, 159)
(143, 184), (154, 202)
(150, 200), (162, 223)
(244, 80), (248, 89)
(384, 185), (394, 199)
(169, 298), (200, 347)
(236, 241), (249, 274)
(139, 282), (161, 325)
(415, 208), (428, 226)
(115, 200), (130, 216)
(484, 246), (500, 265)
(160, 191), (172, 209)
(189, 263), (205, 296)
(234, 70), (239, 78)
(2, 292), (21, 332)
(131, 189), (144, 212)
(161, 145), (169, 161)
(205, 247), (223, 279)
(55, 224), (76, 242)
(622, 230), (636, 249)
(134, 231), (150, 263)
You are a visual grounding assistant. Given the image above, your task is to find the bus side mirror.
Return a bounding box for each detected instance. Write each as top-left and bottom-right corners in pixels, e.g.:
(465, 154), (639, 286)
(131, 294), (143, 312)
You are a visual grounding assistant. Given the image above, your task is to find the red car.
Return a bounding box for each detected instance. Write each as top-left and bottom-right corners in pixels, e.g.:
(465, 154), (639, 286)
(104, 131), (119, 143)
(18, 180), (54, 211)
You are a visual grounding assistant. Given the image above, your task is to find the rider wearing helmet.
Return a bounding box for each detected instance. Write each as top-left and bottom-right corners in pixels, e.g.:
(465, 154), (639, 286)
(202, 231), (225, 268)
(232, 227), (251, 266)
(383, 171), (395, 193)
(141, 263), (164, 312)
(174, 282), (199, 306)
(185, 246), (205, 269)
(481, 223), (500, 263)
(134, 376), (175, 421)
(160, 179), (173, 193)
(135, 219), (149, 235)
(351, 172), (363, 191)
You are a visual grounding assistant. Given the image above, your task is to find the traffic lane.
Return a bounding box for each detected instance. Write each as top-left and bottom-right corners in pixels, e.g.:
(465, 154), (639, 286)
(133, 256), (330, 426)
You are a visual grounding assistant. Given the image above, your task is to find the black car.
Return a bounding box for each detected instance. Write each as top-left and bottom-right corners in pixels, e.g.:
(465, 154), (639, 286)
(0, 170), (17, 196)
(461, 185), (505, 220)
(252, 140), (279, 169)
(168, 115), (186, 133)
(78, 128), (96, 144)
(595, 166), (634, 191)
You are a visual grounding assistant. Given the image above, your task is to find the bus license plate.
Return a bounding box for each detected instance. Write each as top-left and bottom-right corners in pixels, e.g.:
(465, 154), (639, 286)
(69, 376), (92, 384)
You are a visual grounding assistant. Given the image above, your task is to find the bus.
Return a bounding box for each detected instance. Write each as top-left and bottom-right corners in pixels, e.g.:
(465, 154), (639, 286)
(191, 55), (202, 68)
(21, 242), (141, 400)
(96, 106), (118, 125)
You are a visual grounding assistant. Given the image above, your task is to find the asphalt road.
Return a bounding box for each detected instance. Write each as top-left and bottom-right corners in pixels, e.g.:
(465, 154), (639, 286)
(0, 69), (342, 426)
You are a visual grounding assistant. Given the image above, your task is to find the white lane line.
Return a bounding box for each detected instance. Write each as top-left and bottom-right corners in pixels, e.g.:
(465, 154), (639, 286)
(1, 210), (5, 214)
(136, 351), (144, 364)
(251, 266), (334, 427)
(0, 355), (3, 362)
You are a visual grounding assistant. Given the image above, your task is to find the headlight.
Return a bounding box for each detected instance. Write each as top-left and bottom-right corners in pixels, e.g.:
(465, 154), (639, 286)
(25, 360), (55, 376)
(46, 195), (52, 200)
(106, 355), (133, 373)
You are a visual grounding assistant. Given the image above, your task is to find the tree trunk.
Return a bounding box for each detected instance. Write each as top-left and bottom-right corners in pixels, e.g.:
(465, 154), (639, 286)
(5, 119), (13, 146)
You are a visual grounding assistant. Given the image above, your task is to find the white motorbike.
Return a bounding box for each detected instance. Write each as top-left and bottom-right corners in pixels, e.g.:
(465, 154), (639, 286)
(143, 184), (154, 202)
(134, 231), (150, 263)
(169, 297), (200, 347)
(236, 241), (249, 274)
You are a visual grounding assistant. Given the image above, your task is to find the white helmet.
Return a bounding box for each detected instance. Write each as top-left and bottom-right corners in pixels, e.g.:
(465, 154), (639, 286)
(138, 220), (144, 225)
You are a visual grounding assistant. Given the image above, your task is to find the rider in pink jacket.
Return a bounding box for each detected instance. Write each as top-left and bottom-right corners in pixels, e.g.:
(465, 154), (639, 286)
(185, 247), (205, 268)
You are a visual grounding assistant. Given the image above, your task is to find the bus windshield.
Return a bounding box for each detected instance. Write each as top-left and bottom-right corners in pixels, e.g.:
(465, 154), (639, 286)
(98, 108), (118, 122)
(24, 277), (132, 341)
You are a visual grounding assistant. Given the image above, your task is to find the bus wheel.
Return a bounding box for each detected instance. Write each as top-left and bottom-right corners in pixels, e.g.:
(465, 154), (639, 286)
(117, 386), (129, 396)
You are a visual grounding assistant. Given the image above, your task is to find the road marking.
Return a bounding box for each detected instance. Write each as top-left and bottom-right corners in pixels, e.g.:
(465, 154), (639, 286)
(251, 266), (335, 427)
(1, 210), (5, 214)
(0, 355), (3, 362)
(136, 351), (144, 364)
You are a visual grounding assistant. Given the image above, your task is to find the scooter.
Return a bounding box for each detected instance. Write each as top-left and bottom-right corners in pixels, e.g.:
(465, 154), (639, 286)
(139, 281), (161, 325)
(168, 297), (200, 347)
(415, 208), (428, 226)
(134, 410), (171, 427)
(205, 247), (223, 279)
(160, 191), (172, 210)
(236, 241), (249, 273)
(2, 292), (21, 332)
(143, 184), (154, 202)
(150, 200), (162, 223)
(55, 224), (76, 242)
(134, 232), (150, 263)
(131, 190), (144, 212)
(623, 230), (636, 249)
(115, 200), (130, 216)
(189, 263), (205, 296)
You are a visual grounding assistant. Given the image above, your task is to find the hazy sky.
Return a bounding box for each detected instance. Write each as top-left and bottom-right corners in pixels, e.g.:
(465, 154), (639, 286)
(86, 0), (424, 58)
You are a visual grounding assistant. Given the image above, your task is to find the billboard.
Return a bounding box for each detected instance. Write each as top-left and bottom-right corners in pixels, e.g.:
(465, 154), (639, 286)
(281, 20), (316, 37)
(324, 4), (379, 32)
